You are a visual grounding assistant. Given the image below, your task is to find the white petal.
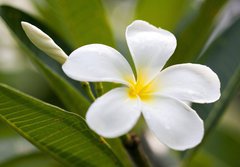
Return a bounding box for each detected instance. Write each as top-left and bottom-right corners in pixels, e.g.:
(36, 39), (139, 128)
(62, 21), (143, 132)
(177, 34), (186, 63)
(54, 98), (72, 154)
(126, 20), (177, 83)
(62, 44), (135, 85)
(182, 101), (192, 107)
(86, 87), (141, 138)
(152, 63), (221, 103)
(142, 95), (204, 150)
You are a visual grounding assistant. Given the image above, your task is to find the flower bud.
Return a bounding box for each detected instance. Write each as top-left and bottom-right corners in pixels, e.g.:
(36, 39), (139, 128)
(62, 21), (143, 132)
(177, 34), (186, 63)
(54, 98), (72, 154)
(21, 21), (68, 64)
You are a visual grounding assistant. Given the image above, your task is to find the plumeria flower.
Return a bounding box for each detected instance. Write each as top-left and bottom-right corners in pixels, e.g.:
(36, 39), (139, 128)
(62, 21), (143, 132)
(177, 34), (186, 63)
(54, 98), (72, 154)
(62, 20), (221, 150)
(22, 20), (220, 150)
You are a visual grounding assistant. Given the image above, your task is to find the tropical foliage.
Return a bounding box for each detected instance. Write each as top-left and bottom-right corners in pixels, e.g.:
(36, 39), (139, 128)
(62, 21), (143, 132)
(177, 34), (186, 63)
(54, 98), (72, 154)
(0, 0), (239, 166)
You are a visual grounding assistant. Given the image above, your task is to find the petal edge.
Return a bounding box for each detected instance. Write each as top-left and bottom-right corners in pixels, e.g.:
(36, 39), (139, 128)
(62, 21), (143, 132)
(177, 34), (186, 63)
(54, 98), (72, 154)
(126, 20), (177, 83)
(86, 87), (141, 138)
(152, 63), (221, 103)
(62, 44), (135, 85)
(142, 95), (204, 150)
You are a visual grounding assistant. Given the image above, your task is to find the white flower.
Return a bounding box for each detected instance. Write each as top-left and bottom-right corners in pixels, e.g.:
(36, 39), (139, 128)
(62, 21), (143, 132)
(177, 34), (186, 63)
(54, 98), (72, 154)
(62, 20), (220, 150)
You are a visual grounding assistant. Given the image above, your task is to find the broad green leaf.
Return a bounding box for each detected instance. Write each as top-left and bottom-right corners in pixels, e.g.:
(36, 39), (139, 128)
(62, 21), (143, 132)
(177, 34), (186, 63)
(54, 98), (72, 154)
(182, 18), (240, 164)
(33, 0), (114, 48)
(0, 152), (61, 167)
(167, 0), (228, 65)
(0, 5), (90, 115)
(135, 0), (191, 30)
(0, 83), (123, 167)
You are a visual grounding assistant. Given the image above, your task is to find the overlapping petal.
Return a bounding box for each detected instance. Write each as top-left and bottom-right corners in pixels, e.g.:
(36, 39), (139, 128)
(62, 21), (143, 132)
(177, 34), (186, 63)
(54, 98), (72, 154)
(126, 20), (177, 83)
(62, 44), (135, 85)
(150, 63), (221, 103)
(86, 87), (141, 138)
(141, 95), (204, 150)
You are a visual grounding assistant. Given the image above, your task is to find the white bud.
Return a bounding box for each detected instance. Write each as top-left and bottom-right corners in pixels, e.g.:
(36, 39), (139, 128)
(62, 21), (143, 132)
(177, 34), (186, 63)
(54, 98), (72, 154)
(21, 21), (68, 64)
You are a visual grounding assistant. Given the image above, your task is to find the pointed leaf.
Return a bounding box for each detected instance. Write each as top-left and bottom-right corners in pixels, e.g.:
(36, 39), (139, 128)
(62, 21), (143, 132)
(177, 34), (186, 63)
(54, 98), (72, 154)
(0, 83), (123, 167)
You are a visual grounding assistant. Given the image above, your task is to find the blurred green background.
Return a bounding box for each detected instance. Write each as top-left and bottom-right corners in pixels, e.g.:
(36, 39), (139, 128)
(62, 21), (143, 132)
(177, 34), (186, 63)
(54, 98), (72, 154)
(0, 0), (239, 167)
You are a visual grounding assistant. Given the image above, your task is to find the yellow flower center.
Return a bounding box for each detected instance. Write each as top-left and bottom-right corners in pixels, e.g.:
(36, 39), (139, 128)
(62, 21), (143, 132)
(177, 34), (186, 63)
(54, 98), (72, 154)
(128, 75), (156, 100)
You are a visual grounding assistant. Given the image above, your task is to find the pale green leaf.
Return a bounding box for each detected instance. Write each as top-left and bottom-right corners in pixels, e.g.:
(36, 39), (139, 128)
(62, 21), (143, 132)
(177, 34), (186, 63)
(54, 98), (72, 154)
(135, 0), (191, 30)
(33, 0), (114, 48)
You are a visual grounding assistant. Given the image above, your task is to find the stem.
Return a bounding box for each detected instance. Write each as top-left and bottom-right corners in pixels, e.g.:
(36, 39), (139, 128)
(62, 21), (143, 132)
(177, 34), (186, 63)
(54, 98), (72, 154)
(121, 134), (151, 167)
(94, 82), (104, 97)
(80, 82), (95, 101)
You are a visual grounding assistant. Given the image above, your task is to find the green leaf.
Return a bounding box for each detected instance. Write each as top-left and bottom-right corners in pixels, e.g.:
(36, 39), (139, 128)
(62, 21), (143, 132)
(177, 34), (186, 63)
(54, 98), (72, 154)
(0, 5), (90, 115)
(0, 6), (132, 166)
(0, 152), (61, 167)
(167, 0), (228, 65)
(196, 17), (240, 121)
(135, 0), (191, 30)
(182, 18), (240, 165)
(33, 0), (114, 48)
(0, 83), (123, 167)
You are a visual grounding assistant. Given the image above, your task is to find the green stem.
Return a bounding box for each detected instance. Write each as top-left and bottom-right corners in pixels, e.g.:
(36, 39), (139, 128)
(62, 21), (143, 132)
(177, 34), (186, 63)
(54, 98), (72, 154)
(80, 82), (95, 101)
(121, 134), (151, 167)
(94, 82), (104, 97)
